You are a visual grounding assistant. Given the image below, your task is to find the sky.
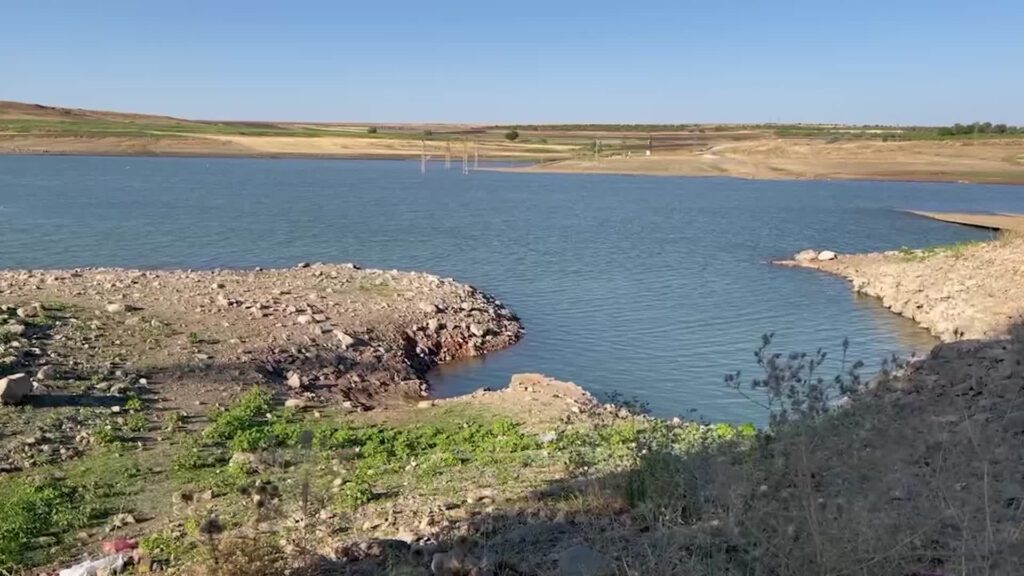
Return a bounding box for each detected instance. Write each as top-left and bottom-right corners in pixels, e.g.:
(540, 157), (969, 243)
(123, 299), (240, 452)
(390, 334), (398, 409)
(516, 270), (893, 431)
(2, 1), (1022, 125)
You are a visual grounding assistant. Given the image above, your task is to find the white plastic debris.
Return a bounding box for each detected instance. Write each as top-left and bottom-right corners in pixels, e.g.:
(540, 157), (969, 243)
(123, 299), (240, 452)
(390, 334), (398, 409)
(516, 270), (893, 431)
(58, 553), (130, 576)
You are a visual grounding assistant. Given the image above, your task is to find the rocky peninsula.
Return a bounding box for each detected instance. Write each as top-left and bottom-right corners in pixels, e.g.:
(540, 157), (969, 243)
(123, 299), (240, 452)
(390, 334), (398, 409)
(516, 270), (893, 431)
(778, 234), (1024, 342)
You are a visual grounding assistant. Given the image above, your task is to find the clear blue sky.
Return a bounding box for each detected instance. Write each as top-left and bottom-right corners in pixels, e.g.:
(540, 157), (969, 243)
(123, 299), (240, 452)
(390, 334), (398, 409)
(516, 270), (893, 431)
(3, 0), (1022, 125)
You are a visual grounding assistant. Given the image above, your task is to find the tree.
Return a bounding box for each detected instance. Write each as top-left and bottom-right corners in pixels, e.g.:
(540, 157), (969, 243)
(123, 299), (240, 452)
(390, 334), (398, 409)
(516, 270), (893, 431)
(993, 124), (1008, 134)
(937, 127), (955, 137)
(952, 123), (968, 135)
(504, 129), (520, 142)
(979, 122), (993, 134)
(366, 126), (378, 134)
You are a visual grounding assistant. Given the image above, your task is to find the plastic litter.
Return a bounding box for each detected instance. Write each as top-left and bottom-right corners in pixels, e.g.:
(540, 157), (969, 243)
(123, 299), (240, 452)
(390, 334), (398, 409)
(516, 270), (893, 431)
(58, 553), (130, 576)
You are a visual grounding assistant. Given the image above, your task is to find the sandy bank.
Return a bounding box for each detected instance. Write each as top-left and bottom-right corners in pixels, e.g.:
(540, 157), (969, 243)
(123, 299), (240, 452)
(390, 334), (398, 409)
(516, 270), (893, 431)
(908, 210), (1024, 232)
(511, 138), (1024, 185)
(778, 237), (1024, 341)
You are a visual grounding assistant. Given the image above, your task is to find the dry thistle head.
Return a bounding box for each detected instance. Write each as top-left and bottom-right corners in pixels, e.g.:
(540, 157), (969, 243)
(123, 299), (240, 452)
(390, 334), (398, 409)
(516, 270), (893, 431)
(199, 515), (224, 537)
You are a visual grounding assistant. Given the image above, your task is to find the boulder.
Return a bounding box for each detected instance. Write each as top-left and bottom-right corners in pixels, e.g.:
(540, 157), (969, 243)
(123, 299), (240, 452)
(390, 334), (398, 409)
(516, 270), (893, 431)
(105, 303), (127, 314)
(286, 372), (303, 389)
(0, 373), (32, 404)
(35, 365), (56, 381)
(284, 398), (308, 409)
(817, 250), (838, 261)
(469, 323), (487, 337)
(794, 249), (818, 262)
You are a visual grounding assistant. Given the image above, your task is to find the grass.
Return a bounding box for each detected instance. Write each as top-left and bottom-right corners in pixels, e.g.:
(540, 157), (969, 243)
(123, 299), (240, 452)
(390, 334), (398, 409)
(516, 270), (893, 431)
(898, 239), (985, 261)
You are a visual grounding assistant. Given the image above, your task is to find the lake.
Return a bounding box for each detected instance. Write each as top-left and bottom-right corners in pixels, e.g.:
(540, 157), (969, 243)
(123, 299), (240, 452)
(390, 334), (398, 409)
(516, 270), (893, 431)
(3, 156), (1024, 422)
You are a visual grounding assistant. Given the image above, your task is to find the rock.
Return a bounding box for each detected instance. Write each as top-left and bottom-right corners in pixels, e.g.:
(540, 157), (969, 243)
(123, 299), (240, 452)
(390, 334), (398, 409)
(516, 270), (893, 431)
(211, 282), (225, 290)
(284, 398), (308, 409)
(35, 365), (56, 381)
(286, 372), (303, 389)
(15, 306), (39, 319)
(418, 302), (439, 314)
(296, 262), (311, 268)
(105, 303), (127, 314)
(559, 545), (610, 576)
(469, 323), (487, 337)
(109, 513), (137, 529)
(229, 452), (257, 469)
(3, 323), (26, 336)
(336, 331), (363, 350)
(817, 250), (838, 261)
(794, 249), (818, 262)
(417, 400), (435, 409)
(427, 318), (441, 333)
(0, 373), (32, 405)
(296, 314), (313, 325)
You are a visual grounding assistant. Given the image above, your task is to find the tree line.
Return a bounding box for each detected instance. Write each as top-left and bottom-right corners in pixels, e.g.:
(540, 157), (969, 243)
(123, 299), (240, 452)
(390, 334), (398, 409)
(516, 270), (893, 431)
(937, 122), (1020, 136)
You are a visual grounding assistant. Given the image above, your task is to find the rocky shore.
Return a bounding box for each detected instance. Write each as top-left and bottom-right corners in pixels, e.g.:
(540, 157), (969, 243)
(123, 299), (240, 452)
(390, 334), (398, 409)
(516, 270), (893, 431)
(778, 235), (1024, 342)
(0, 263), (520, 469)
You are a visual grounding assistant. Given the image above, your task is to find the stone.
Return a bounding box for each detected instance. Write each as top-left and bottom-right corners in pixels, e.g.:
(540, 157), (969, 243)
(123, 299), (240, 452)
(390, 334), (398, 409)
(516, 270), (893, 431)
(0, 373), (32, 405)
(817, 250), (838, 261)
(3, 323), (26, 336)
(469, 323), (487, 337)
(211, 282), (225, 290)
(284, 398), (308, 409)
(286, 372), (303, 389)
(109, 512), (137, 529)
(418, 302), (439, 314)
(417, 400), (435, 409)
(105, 303), (127, 314)
(229, 452), (257, 469)
(427, 318), (441, 333)
(559, 545), (610, 576)
(15, 306), (39, 319)
(794, 249), (818, 262)
(296, 314), (313, 325)
(335, 331), (363, 350)
(35, 365), (56, 381)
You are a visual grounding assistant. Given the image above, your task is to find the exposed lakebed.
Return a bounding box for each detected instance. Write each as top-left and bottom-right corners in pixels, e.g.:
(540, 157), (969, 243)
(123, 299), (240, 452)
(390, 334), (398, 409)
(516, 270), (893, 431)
(4, 156), (1024, 421)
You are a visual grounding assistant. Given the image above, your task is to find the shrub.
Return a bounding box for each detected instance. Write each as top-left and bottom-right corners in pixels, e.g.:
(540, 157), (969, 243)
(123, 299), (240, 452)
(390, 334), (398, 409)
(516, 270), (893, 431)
(504, 129), (520, 141)
(366, 126), (378, 134)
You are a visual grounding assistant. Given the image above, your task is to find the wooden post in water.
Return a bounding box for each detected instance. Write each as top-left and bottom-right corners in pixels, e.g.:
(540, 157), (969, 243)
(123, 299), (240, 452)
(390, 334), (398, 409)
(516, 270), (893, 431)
(474, 141), (479, 170)
(420, 140), (426, 174)
(445, 141), (452, 169)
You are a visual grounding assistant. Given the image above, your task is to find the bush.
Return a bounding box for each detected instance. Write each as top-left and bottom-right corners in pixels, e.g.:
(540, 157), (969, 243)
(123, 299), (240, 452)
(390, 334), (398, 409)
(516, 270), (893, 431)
(504, 129), (520, 141)
(366, 126), (378, 134)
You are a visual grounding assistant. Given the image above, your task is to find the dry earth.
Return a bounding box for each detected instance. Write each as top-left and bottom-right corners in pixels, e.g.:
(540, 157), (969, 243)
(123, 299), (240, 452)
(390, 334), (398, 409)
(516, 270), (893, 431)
(518, 138), (1024, 184)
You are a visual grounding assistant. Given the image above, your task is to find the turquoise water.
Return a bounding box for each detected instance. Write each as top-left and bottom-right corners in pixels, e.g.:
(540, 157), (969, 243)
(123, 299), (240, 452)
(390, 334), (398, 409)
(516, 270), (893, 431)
(3, 156), (1023, 421)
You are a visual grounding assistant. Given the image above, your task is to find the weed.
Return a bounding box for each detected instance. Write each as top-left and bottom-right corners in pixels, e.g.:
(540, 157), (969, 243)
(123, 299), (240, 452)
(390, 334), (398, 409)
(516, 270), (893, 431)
(0, 476), (96, 569)
(92, 423), (123, 445)
(125, 395), (145, 412)
(140, 530), (191, 566)
(124, 413), (148, 433)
